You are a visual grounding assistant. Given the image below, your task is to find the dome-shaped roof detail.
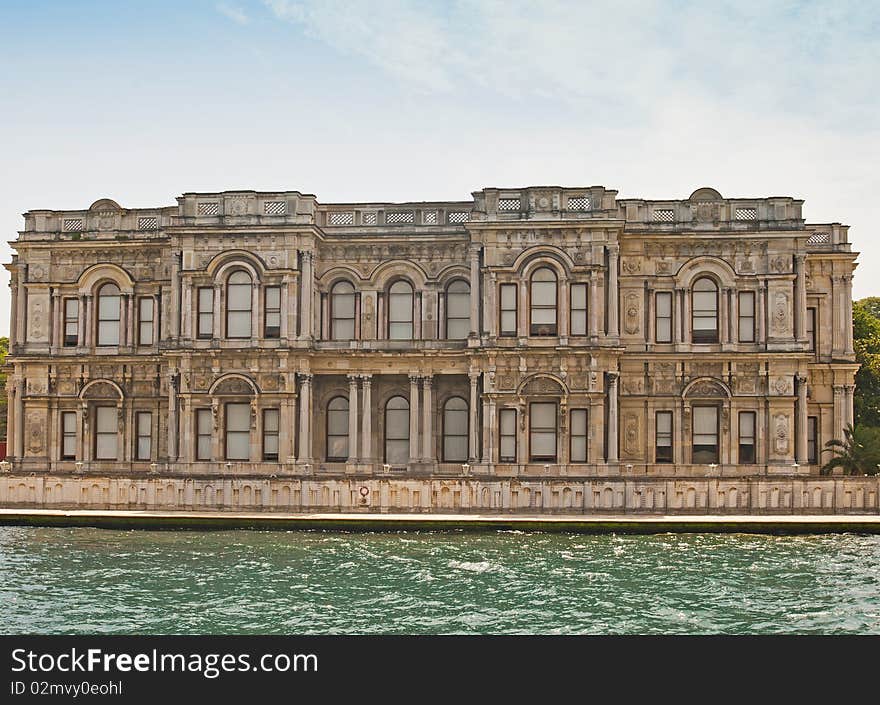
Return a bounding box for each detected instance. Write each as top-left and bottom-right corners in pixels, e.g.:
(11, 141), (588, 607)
(88, 198), (122, 211)
(688, 187), (723, 201)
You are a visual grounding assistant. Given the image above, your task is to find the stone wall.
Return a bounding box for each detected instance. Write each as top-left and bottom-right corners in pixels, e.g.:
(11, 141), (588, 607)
(1, 474), (877, 515)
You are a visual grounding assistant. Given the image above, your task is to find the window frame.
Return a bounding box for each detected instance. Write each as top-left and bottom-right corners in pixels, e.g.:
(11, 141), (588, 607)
(569, 408), (588, 463)
(196, 408), (212, 461)
(655, 410), (673, 463)
(529, 267), (558, 337)
(384, 396), (410, 465)
(135, 411), (152, 461)
(225, 271), (253, 340)
(63, 298), (79, 347)
(61, 411), (76, 460)
(738, 291), (755, 343)
(94, 405), (118, 461)
(444, 280), (470, 341)
(807, 307), (817, 352)
(441, 396), (469, 462)
(738, 410), (756, 464)
(808, 416), (818, 464)
(330, 281), (357, 341)
(529, 401), (558, 462)
(326, 396), (349, 462)
(655, 291), (673, 343)
(96, 283), (121, 347)
(570, 283), (588, 337)
(264, 286), (281, 339)
(692, 404), (720, 464)
(387, 280), (414, 340)
(138, 297), (154, 346)
(499, 408), (517, 463)
(197, 287), (214, 339)
(262, 408), (280, 461)
(499, 283), (518, 337)
(691, 277), (719, 344)
(224, 401), (251, 461)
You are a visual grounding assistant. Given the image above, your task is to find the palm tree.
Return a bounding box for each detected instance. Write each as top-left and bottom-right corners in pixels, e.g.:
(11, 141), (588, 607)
(820, 423), (880, 476)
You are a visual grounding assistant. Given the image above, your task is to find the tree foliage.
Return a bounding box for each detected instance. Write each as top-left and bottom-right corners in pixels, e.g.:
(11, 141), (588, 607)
(820, 423), (880, 476)
(854, 298), (880, 427)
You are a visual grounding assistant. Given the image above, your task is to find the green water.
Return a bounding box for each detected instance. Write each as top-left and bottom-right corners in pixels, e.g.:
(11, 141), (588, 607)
(1, 527), (879, 634)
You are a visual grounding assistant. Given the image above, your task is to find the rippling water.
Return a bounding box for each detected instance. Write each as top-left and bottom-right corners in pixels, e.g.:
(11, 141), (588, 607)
(1, 527), (879, 634)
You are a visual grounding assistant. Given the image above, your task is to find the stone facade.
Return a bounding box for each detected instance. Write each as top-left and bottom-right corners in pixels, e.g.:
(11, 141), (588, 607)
(2, 186), (859, 501)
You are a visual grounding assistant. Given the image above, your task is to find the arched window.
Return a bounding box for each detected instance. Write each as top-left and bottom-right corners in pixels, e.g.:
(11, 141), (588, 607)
(331, 281), (356, 340)
(384, 396), (409, 464)
(97, 283), (121, 346)
(226, 271), (252, 339)
(388, 281), (413, 340)
(692, 277), (718, 343)
(326, 396), (349, 461)
(445, 280), (470, 340)
(530, 267), (557, 336)
(442, 397), (468, 462)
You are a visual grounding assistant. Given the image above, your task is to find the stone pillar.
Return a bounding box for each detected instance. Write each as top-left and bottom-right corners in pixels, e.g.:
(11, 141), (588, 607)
(832, 384), (845, 441)
(794, 254), (807, 341)
(646, 286), (654, 344)
(212, 285), (222, 339)
(518, 280), (528, 339)
(559, 277), (569, 338)
(469, 245), (480, 337)
(422, 376), (433, 462)
(757, 281), (766, 344)
(167, 370), (178, 462)
(51, 290), (61, 349)
(16, 265), (26, 347)
(796, 374), (808, 464)
(607, 244), (619, 336)
(83, 295), (92, 348)
(607, 372), (619, 463)
(844, 274), (855, 355)
(729, 288), (738, 343)
(469, 372), (480, 462)
(682, 288), (691, 343)
(481, 396), (491, 463)
(8, 275), (18, 350)
(844, 385), (855, 428)
(347, 375), (359, 463)
(674, 288), (683, 344)
(487, 272), (497, 338)
(589, 270), (599, 340)
(280, 275), (290, 339)
(361, 375), (372, 464)
(297, 374), (313, 463)
(170, 251), (181, 339)
(300, 252), (313, 340)
(720, 288), (729, 344)
(6, 378), (15, 457)
(409, 375), (420, 464)
(251, 281), (260, 340)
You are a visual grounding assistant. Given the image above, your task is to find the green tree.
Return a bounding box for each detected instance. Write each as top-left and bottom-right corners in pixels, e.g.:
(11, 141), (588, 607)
(820, 423), (880, 476)
(854, 299), (880, 427)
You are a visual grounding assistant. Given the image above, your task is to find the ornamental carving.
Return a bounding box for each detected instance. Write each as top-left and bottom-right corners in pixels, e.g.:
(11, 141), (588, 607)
(624, 292), (640, 335)
(26, 379), (47, 395)
(771, 291), (790, 336)
(770, 256), (789, 274)
(774, 414), (789, 455)
(656, 260), (672, 275)
(82, 381), (120, 399)
(772, 376), (791, 396)
(521, 376), (564, 396)
(28, 298), (46, 340)
(622, 378), (643, 395)
(622, 259), (641, 274)
(499, 374), (517, 390)
(262, 373), (281, 392)
(624, 414), (640, 456)
(27, 412), (44, 455)
(692, 202), (719, 223)
(685, 379), (726, 398)
(213, 377), (255, 396)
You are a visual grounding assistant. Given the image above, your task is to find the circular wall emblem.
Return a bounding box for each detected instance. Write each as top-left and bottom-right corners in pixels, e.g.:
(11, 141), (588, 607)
(359, 486), (369, 498)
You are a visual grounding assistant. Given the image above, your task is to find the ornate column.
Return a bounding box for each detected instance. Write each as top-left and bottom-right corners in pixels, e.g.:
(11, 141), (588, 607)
(796, 374), (808, 464)
(794, 254), (807, 341)
(347, 375), (359, 463)
(16, 264), (27, 347)
(170, 250), (181, 339)
(559, 277), (569, 338)
(645, 286), (654, 345)
(682, 288), (691, 343)
(487, 272), (497, 338)
(251, 281), (260, 340)
(518, 280), (528, 339)
(120, 293), (129, 346)
(469, 372), (480, 462)
(673, 288), (683, 344)
(8, 275), (18, 350)
(832, 384), (845, 441)
(409, 375), (420, 464)
(300, 251), (313, 340)
(213, 285), (222, 339)
(422, 376), (433, 462)
(589, 270), (599, 340)
(757, 280), (766, 344)
(6, 378), (16, 459)
(297, 373), (313, 462)
(280, 275), (290, 339)
(606, 372), (619, 463)
(469, 245), (480, 337)
(361, 375), (372, 464)
(844, 385), (855, 428)
(51, 289), (61, 350)
(720, 288), (729, 344)
(82, 295), (92, 348)
(844, 274), (855, 355)
(167, 370), (179, 462)
(607, 244), (619, 336)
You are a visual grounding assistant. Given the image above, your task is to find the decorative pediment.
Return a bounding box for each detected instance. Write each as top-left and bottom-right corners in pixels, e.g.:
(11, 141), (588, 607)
(519, 375), (565, 397)
(684, 378), (729, 399)
(210, 375), (257, 396)
(81, 380), (123, 399)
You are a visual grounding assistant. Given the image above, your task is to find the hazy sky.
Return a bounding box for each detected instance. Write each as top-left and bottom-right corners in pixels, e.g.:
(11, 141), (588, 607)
(1, 0), (878, 336)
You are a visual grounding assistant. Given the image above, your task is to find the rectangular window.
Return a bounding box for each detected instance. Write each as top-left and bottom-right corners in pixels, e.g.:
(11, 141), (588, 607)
(136, 411), (152, 460)
(197, 288), (214, 339)
(570, 408), (588, 463)
(61, 411), (76, 460)
(499, 284), (517, 336)
(570, 284), (588, 336)
(499, 408), (517, 463)
(692, 406), (719, 464)
(63, 298), (79, 347)
(94, 406), (117, 460)
(196, 409), (212, 461)
(225, 403), (251, 461)
(738, 291), (755, 343)
(138, 297), (154, 346)
(655, 292), (672, 343)
(738, 411), (756, 464)
(807, 307), (816, 352)
(808, 416), (818, 464)
(264, 286), (281, 339)
(529, 402), (557, 462)
(656, 411), (673, 463)
(263, 409), (280, 461)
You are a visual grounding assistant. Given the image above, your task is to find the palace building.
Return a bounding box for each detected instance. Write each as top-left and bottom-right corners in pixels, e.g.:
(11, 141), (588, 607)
(3, 185), (858, 482)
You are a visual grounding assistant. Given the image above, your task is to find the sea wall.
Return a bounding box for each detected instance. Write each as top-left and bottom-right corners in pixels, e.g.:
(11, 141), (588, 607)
(1, 474), (878, 514)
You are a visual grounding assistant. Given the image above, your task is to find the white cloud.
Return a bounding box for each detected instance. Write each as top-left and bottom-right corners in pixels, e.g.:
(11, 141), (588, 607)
(217, 3), (250, 25)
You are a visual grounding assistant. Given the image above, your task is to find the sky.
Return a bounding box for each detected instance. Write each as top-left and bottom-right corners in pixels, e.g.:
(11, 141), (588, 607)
(0, 0), (878, 336)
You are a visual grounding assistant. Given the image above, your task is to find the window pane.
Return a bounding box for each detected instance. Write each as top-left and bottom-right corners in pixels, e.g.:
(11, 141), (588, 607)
(137, 413), (151, 436)
(98, 321), (119, 345)
(197, 409), (212, 434)
(447, 318), (469, 340)
(265, 287), (280, 308)
(333, 293), (355, 318)
(500, 435), (516, 461)
(531, 403), (556, 426)
(199, 313), (213, 335)
(328, 436), (348, 459)
(228, 311), (251, 338)
(199, 288), (213, 311)
(656, 292), (671, 316)
(264, 409), (279, 432)
(197, 436), (212, 460)
(389, 322), (412, 340)
(501, 409), (516, 435)
(226, 432), (250, 460)
(137, 437), (151, 459)
(226, 403), (250, 432)
(738, 292), (754, 316)
(657, 412), (672, 435)
(739, 412), (755, 436)
(63, 412), (77, 433)
(532, 308), (556, 325)
(500, 284), (516, 308)
(386, 440), (408, 465)
(532, 281), (556, 306)
(228, 284), (251, 309)
(571, 284), (586, 309)
(389, 293), (412, 320)
(444, 436), (468, 462)
(444, 405), (468, 435)
(332, 319), (355, 340)
(98, 294), (120, 320)
(501, 310), (516, 334)
(97, 407), (116, 432)
(96, 435), (117, 460)
(571, 437), (587, 462)
(531, 432), (556, 456)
